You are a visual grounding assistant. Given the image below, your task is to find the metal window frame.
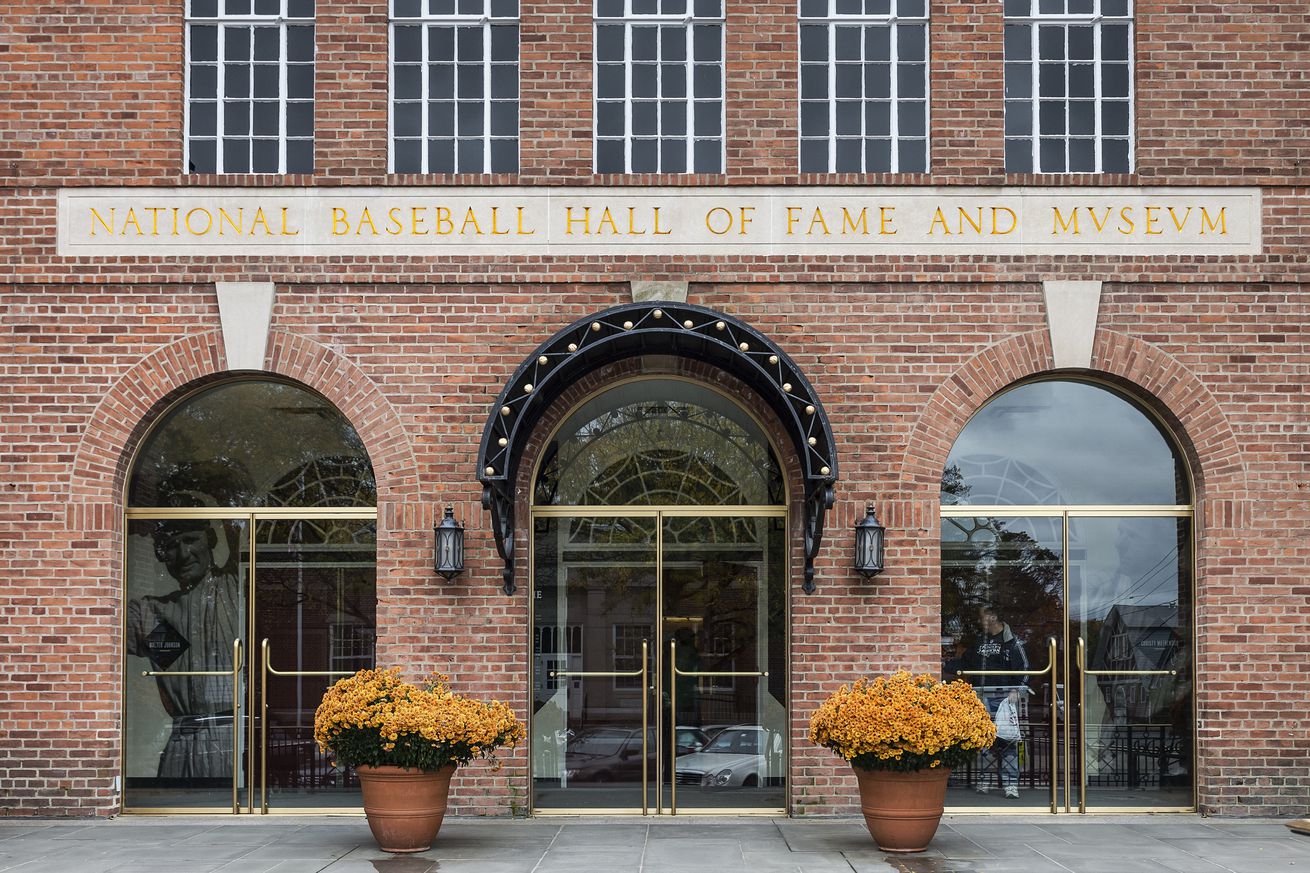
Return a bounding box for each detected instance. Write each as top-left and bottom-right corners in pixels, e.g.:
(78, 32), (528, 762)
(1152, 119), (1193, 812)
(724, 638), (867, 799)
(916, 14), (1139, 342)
(593, 1), (726, 174)
(184, 0), (315, 175)
(1004, 0), (1134, 174)
(388, 1), (520, 174)
(797, 0), (931, 174)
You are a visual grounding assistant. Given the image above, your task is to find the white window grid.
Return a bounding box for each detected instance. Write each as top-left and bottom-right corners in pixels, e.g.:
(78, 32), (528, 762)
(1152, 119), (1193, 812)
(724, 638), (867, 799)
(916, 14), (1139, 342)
(1003, 0), (1134, 174)
(594, 0), (725, 175)
(798, 0), (930, 174)
(185, 0), (315, 174)
(389, 0), (520, 174)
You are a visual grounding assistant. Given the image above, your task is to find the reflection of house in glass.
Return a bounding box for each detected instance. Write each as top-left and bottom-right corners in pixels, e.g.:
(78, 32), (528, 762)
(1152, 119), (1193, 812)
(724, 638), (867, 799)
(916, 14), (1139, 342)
(1090, 604), (1181, 725)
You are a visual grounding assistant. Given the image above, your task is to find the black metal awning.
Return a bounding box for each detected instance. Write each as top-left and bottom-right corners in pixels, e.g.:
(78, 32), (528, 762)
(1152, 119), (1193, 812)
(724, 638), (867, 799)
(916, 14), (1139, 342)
(476, 302), (838, 594)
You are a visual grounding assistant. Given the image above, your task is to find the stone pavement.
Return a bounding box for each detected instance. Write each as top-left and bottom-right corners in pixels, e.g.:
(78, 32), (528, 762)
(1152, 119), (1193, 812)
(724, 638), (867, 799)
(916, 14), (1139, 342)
(1, 815), (1307, 873)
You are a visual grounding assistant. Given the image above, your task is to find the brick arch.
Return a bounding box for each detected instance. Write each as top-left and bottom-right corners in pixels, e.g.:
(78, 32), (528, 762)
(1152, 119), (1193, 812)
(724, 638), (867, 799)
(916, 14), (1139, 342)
(898, 328), (1248, 507)
(69, 330), (420, 506)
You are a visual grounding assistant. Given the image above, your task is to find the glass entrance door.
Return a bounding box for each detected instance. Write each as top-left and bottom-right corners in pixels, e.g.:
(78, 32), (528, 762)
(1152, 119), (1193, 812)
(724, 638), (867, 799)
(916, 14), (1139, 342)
(940, 510), (1193, 813)
(530, 510), (786, 814)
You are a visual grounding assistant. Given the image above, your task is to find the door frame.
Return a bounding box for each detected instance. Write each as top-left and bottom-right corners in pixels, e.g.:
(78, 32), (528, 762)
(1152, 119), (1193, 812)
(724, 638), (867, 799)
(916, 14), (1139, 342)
(940, 504), (1196, 814)
(527, 505), (790, 816)
(121, 506), (377, 815)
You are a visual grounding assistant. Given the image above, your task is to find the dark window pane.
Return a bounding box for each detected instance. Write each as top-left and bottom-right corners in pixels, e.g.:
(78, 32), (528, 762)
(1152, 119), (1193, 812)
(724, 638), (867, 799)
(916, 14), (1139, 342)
(429, 101), (454, 136)
(1005, 100), (1032, 136)
(224, 101), (250, 135)
(692, 25), (719, 61)
(632, 100), (658, 136)
(897, 0), (924, 16)
(287, 101), (313, 137)
(693, 0), (720, 16)
(898, 138), (925, 172)
(897, 25), (925, 62)
(866, 26), (890, 62)
(632, 137), (658, 172)
(800, 64), (827, 100)
(633, 26), (658, 61)
(457, 101), (484, 135)
(837, 0), (861, 12)
(662, 63), (687, 97)
(1068, 25), (1093, 61)
(225, 26), (250, 61)
(491, 26), (517, 61)
(191, 0), (218, 17)
(394, 138), (422, 173)
(800, 100), (828, 137)
(596, 101), (624, 137)
(666, 0), (688, 11)
(659, 138), (686, 173)
(252, 138), (279, 172)
(799, 0), (825, 16)
(865, 138), (891, 172)
(288, 0), (313, 16)
(1103, 100), (1130, 136)
(428, 138), (455, 173)
(835, 137), (861, 171)
(1004, 24), (1030, 61)
(1004, 0), (1029, 13)
(1068, 0), (1092, 12)
(1103, 24), (1130, 61)
(800, 138), (828, 172)
(190, 65), (218, 99)
(799, 26), (827, 62)
(1038, 100), (1064, 135)
(223, 138), (250, 172)
(225, 0), (250, 15)
(253, 27), (279, 61)
(865, 0), (890, 12)
(1103, 138), (1130, 172)
(458, 0), (480, 13)
(693, 101), (720, 136)
(865, 100), (890, 135)
(288, 64), (313, 99)
(692, 138), (720, 173)
(491, 0), (517, 15)
(1069, 100), (1094, 135)
(834, 101), (859, 136)
(430, 63), (455, 97)
(429, 27), (454, 59)
(1039, 63), (1064, 97)
(490, 100), (516, 136)
(835, 27), (861, 61)
(597, 0), (623, 16)
(490, 138), (517, 173)
(457, 26), (482, 61)
(190, 101), (218, 136)
(836, 64), (861, 99)
(1038, 0), (1062, 12)
(253, 100), (279, 135)
(395, 64), (422, 99)
(393, 0), (421, 16)
(596, 138), (624, 173)
(634, 0), (657, 13)
(457, 65), (484, 99)
(255, 63), (281, 97)
(394, 101), (422, 136)
(661, 25), (687, 62)
(188, 138), (217, 173)
(597, 64), (625, 98)
(491, 63), (518, 98)
(227, 63), (250, 98)
(898, 63), (925, 98)
(1037, 25), (1063, 61)
(899, 100), (925, 137)
(1005, 137), (1032, 172)
(1103, 0), (1128, 15)
(865, 62), (890, 98)
(662, 99), (686, 136)
(288, 26), (314, 62)
(457, 138), (483, 173)
(1039, 137), (1065, 171)
(191, 26), (218, 62)
(395, 26), (422, 62)
(633, 63), (658, 98)
(1103, 63), (1130, 98)
(1069, 63), (1094, 97)
(1004, 63), (1031, 98)
(693, 64), (720, 97)
(1068, 137), (1094, 171)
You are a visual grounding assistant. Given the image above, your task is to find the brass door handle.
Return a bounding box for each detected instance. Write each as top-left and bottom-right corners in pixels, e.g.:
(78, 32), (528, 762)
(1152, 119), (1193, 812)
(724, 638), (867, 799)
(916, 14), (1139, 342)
(142, 638), (244, 814)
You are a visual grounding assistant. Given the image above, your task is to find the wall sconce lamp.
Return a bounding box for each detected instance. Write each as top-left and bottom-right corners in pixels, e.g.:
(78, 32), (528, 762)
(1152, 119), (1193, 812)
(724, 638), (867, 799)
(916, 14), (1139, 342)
(853, 504), (886, 578)
(433, 507), (465, 580)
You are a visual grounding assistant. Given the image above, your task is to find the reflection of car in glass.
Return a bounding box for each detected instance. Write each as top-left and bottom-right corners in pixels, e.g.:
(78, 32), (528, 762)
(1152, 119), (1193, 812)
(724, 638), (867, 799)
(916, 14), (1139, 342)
(564, 727), (654, 782)
(673, 725), (782, 788)
(675, 726), (709, 756)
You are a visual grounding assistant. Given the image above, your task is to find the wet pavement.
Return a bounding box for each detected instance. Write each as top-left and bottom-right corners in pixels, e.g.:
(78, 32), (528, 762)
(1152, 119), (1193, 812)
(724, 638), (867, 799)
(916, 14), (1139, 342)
(1, 815), (1307, 873)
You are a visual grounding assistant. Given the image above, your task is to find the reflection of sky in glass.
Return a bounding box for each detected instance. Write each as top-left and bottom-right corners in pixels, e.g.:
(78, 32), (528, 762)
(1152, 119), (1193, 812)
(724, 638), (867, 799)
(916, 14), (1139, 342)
(943, 381), (1187, 505)
(1070, 516), (1186, 622)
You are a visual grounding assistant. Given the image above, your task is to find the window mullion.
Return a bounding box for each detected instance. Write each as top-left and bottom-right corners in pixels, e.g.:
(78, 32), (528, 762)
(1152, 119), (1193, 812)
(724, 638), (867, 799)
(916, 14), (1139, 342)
(1029, 21), (1039, 172)
(217, 25), (228, 172)
(484, 20), (493, 174)
(685, 20), (694, 174)
(280, 22), (289, 174)
(1093, 17), (1102, 173)
(888, 22), (899, 174)
(827, 22), (837, 173)
(625, 22), (633, 172)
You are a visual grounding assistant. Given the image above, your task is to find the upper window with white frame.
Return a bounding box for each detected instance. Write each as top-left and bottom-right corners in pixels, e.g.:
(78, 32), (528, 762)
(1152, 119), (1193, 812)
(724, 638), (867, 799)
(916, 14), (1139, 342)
(594, 0), (725, 175)
(391, 0), (520, 174)
(1004, 0), (1133, 174)
(186, 0), (315, 174)
(798, 0), (929, 174)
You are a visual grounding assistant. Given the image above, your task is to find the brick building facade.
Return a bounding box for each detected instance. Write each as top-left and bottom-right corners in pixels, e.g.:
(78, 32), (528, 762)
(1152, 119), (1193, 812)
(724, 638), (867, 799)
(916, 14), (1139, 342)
(1, 0), (1307, 818)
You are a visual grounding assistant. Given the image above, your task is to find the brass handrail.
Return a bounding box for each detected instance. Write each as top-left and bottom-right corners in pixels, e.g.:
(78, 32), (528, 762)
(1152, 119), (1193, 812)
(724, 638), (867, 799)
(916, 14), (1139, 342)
(549, 640), (649, 815)
(959, 637), (1059, 813)
(1075, 636), (1175, 813)
(259, 638), (355, 814)
(142, 638), (244, 813)
(668, 639), (769, 815)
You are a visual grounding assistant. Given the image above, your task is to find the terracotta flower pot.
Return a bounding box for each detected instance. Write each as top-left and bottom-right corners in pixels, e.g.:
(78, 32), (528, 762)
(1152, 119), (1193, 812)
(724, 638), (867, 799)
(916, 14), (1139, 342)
(852, 766), (951, 853)
(356, 764), (456, 853)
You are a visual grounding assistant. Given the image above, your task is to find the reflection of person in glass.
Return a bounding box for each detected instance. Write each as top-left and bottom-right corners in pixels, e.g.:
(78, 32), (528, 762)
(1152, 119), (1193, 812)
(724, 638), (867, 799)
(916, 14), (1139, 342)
(966, 605), (1028, 798)
(128, 511), (242, 778)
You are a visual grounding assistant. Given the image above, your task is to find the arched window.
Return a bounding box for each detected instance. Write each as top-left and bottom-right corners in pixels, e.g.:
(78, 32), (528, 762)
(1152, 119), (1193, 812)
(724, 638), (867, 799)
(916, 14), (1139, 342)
(124, 380), (376, 815)
(939, 379), (1193, 813)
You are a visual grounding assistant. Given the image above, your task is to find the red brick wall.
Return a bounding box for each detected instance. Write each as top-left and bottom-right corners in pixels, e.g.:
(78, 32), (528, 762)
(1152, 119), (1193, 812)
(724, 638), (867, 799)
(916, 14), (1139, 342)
(1, 0), (1307, 818)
